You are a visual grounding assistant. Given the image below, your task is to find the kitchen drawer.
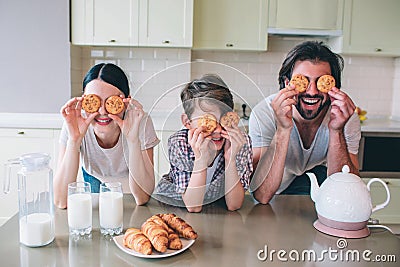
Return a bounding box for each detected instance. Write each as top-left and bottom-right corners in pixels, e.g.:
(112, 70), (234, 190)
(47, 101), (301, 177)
(0, 128), (55, 138)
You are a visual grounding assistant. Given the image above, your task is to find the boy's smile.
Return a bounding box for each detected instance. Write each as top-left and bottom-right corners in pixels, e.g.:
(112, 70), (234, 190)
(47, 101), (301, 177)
(182, 104), (228, 151)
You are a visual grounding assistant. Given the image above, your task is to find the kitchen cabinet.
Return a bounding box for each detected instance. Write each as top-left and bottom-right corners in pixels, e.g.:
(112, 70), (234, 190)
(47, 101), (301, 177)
(193, 0), (268, 51)
(330, 0), (400, 56)
(71, 0), (138, 46)
(363, 178), (400, 224)
(138, 0), (193, 47)
(154, 130), (174, 183)
(0, 128), (60, 226)
(268, 0), (343, 36)
(71, 0), (193, 47)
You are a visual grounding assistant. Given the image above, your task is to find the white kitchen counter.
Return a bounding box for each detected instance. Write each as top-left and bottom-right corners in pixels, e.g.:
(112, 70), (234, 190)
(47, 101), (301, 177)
(0, 113), (64, 129)
(360, 117), (400, 133)
(0, 112), (182, 131)
(0, 112), (249, 132)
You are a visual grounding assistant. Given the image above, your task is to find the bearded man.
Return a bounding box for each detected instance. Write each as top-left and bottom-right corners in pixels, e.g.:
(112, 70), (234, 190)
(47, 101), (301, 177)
(249, 41), (361, 204)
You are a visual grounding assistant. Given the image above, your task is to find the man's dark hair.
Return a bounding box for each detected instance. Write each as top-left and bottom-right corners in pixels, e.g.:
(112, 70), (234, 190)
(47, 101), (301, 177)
(278, 41), (344, 90)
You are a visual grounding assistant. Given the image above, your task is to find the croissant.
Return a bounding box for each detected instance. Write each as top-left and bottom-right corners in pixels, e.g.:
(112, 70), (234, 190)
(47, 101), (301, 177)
(123, 228), (152, 255)
(141, 220), (169, 253)
(148, 215), (183, 250)
(149, 215), (174, 234)
(168, 232), (183, 250)
(159, 213), (198, 240)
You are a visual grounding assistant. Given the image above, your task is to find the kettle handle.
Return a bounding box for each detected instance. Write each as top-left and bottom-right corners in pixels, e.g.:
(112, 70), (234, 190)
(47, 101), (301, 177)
(3, 158), (20, 194)
(367, 178), (391, 213)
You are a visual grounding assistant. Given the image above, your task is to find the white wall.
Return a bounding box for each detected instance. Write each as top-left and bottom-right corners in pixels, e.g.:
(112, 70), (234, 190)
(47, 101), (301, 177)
(73, 37), (397, 118)
(72, 46), (192, 115)
(192, 37), (396, 117)
(0, 0), (70, 113)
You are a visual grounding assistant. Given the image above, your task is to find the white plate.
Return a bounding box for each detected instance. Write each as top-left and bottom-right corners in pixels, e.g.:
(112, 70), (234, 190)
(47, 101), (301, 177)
(113, 235), (195, 258)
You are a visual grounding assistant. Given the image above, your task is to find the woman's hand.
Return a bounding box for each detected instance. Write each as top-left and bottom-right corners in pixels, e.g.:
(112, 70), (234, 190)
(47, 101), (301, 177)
(221, 125), (246, 162)
(328, 87), (356, 131)
(110, 97), (144, 143)
(60, 97), (97, 142)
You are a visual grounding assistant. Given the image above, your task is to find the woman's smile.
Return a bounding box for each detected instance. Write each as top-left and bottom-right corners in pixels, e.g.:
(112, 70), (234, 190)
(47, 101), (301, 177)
(95, 116), (113, 126)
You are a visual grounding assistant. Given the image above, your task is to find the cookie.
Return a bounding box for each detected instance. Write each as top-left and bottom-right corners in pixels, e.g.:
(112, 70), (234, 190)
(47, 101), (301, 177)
(105, 95), (125, 115)
(197, 114), (217, 135)
(82, 94), (101, 113)
(220, 111), (240, 128)
(289, 74), (309, 92)
(317, 75), (336, 93)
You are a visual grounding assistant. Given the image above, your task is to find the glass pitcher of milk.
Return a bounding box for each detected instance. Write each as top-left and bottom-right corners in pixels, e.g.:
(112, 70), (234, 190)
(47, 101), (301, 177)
(4, 153), (55, 247)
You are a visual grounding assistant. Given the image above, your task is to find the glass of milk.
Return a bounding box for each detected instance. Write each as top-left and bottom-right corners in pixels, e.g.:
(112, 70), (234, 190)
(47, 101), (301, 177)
(67, 182), (92, 235)
(99, 182), (123, 235)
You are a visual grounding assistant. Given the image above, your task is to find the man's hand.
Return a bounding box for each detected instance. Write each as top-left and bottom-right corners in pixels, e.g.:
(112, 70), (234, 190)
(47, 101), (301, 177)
(271, 85), (298, 130)
(328, 87), (356, 131)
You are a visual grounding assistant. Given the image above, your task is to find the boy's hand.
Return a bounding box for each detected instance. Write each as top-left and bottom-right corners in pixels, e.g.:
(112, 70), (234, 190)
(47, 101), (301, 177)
(221, 125), (246, 162)
(188, 127), (217, 169)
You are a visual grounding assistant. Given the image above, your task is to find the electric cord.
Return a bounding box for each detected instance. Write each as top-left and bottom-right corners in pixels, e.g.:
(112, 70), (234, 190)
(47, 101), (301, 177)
(368, 224), (395, 235)
(367, 218), (397, 235)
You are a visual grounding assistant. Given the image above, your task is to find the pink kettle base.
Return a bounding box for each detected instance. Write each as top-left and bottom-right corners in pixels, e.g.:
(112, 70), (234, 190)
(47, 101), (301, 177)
(313, 220), (370, 239)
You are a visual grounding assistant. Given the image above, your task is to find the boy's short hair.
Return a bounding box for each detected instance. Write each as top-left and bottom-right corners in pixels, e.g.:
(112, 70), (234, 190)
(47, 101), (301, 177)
(181, 74), (234, 119)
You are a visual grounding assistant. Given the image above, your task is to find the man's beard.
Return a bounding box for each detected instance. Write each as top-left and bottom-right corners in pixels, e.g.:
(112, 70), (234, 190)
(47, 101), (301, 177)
(295, 95), (330, 120)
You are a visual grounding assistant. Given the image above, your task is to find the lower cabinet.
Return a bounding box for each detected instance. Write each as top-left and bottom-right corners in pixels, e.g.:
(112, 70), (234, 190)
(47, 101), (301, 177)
(363, 178), (400, 224)
(0, 128), (60, 226)
(154, 131), (174, 183)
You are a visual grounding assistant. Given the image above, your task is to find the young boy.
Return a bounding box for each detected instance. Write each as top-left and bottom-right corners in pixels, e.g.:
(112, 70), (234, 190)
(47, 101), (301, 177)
(154, 74), (253, 212)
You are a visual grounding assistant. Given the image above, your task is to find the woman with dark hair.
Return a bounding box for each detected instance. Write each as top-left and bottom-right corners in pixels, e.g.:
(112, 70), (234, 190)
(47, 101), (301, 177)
(249, 41), (361, 204)
(54, 63), (159, 208)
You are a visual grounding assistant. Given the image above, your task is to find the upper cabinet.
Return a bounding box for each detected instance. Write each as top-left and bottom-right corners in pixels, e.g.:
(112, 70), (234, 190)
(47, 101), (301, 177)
(138, 0), (193, 47)
(71, 0), (138, 46)
(71, 0), (193, 48)
(331, 0), (400, 56)
(193, 0), (268, 51)
(268, 0), (343, 36)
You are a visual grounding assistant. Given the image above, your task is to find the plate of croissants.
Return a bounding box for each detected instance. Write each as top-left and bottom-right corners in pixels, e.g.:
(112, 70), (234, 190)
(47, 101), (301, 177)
(113, 213), (198, 258)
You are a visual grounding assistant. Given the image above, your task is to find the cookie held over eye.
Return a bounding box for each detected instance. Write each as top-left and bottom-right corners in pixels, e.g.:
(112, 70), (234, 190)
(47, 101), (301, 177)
(197, 114), (217, 135)
(82, 94), (101, 113)
(105, 95), (125, 115)
(220, 111), (240, 128)
(289, 74), (309, 92)
(317, 75), (335, 93)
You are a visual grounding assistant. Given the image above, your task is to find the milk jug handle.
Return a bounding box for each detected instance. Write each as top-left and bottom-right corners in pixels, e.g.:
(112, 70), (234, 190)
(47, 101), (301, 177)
(367, 178), (391, 213)
(3, 158), (20, 194)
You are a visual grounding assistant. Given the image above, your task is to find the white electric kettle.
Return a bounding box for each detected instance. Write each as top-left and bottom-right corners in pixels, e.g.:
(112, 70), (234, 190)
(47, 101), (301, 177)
(307, 165), (390, 238)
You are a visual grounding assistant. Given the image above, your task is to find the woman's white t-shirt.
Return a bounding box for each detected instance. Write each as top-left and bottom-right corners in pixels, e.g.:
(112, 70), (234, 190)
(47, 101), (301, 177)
(59, 113), (160, 192)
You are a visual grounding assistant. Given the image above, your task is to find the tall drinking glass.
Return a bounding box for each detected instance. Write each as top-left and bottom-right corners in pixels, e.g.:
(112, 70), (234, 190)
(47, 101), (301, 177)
(99, 182), (123, 235)
(67, 182), (92, 235)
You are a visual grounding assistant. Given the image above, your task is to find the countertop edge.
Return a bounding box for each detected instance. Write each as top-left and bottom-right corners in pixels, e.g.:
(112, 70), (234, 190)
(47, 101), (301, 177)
(1, 113), (400, 133)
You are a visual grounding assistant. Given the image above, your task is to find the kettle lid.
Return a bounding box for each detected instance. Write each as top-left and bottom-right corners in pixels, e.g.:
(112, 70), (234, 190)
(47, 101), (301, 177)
(330, 165), (360, 182)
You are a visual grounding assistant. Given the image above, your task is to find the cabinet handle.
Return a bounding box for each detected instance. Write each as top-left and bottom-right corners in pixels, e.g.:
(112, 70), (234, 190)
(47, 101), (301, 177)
(226, 43), (234, 47)
(162, 40), (170, 44)
(375, 48), (382, 52)
(109, 39), (116, 43)
(17, 131), (25, 135)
